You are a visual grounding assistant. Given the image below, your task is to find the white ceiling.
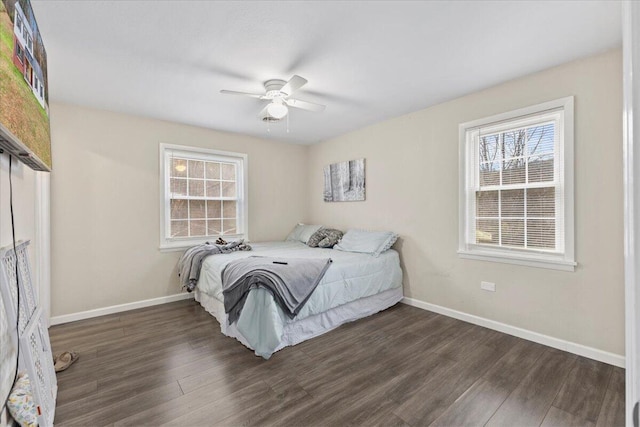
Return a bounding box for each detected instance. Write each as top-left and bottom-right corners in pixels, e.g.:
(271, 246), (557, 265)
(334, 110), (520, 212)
(31, 1), (621, 144)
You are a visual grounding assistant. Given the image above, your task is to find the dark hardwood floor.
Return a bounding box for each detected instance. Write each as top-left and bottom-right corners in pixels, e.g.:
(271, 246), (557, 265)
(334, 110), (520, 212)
(49, 299), (625, 426)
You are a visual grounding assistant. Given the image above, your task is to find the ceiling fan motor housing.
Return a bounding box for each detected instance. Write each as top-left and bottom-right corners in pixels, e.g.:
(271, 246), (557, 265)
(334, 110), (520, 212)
(264, 79), (287, 97)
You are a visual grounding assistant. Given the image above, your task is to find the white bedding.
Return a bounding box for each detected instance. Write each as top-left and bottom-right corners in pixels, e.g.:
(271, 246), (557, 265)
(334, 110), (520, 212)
(194, 241), (403, 358)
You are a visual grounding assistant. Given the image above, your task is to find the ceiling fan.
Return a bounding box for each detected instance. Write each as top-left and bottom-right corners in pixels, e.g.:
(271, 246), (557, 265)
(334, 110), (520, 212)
(221, 75), (326, 122)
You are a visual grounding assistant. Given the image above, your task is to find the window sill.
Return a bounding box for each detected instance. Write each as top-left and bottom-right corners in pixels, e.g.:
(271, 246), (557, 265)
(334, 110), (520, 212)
(159, 235), (246, 253)
(457, 248), (576, 272)
(159, 246), (190, 253)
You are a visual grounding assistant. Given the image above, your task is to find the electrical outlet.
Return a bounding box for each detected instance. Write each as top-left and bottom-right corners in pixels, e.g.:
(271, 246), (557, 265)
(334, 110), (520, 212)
(480, 281), (496, 292)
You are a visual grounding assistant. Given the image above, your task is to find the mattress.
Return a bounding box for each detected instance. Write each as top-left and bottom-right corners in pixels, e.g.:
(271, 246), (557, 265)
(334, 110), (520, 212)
(194, 241), (403, 358)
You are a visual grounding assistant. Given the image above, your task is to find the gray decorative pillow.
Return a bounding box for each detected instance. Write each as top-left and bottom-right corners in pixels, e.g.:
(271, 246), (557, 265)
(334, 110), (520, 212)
(318, 229), (343, 248)
(307, 229), (327, 247)
(307, 228), (343, 248)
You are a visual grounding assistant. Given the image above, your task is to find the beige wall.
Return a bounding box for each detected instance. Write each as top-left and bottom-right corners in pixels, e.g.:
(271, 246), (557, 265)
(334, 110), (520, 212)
(307, 49), (624, 356)
(49, 103), (309, 317)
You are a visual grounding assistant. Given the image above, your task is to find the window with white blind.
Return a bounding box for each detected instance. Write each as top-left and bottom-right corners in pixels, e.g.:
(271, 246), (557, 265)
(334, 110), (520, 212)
(159, 144), (248, 250)
(458, 97), (575, 271)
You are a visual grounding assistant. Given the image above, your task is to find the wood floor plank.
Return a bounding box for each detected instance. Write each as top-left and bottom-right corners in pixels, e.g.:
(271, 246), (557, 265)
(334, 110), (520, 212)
(57, 381), (183, 427)
(485, 348), (577, 427)
(393, 343), (501, 426)
(161, 380), (272, 426)
(553, 357), (612, 423)
(266, 372), (388, 427)
(410, 313), (465, 346)
(432, 322), (522, 364)
(370, 348), (455, 404)
(482, 338), (547, 390)
(216, 377), (312, 426)
(54, 380), (98, 407)
(595, 367), (625, 427)
(377, 304), (440, 335)
(541, 406), (596, 427)
(429, 321), (479, 360)
(430, 379), (511, 427)
(49, 314), (122, 338)
(349, 405), (410, 427)
(316, 388), (398, 426)
(51, 326), (126, 353)
(49, 300), (623, 427)
(113, 372), (268, 426)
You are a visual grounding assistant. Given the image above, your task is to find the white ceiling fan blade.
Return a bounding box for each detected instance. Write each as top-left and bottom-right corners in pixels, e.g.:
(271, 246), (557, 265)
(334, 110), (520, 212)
(280, 75), (307, 96)
(285, 98), (326, 112)
(220, 90), (266, 99)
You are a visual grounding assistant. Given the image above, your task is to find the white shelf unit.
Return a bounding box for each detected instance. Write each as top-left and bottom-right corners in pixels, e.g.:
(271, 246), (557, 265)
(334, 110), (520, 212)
(0, 240), (57, 426)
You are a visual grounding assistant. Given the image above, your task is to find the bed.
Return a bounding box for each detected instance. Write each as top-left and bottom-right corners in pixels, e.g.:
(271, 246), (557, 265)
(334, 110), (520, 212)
(192, 240), (403, 359)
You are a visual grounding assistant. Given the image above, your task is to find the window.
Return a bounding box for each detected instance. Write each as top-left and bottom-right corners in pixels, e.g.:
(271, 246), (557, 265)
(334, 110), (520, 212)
(458, 97), (575, 271)
(160, 144), (248, 250)
(14, 42), (22, 63)
(26, 33), (32, 52)
(15, 12), (22, 33)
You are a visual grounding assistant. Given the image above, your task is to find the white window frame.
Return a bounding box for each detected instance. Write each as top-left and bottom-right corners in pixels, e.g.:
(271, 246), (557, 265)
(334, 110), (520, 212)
(159, 143), (248, 251)
(458, 97), (575, 271)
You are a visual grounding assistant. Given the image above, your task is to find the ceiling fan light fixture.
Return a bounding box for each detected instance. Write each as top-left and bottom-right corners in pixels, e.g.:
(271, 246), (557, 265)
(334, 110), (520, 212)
(266, 101), (288, 119)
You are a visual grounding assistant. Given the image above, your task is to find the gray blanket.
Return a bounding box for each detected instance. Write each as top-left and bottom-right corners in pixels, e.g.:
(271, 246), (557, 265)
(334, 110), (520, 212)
(178, 240), (251, 292)
(222, 256), (332, 324)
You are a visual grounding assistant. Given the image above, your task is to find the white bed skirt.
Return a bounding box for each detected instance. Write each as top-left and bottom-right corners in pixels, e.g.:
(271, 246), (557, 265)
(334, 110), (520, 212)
(194, 287), (403, 356)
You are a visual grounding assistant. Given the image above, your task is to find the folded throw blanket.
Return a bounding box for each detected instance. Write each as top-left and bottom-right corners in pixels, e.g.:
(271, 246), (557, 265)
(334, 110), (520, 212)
(222, 256), (332, 324)
(178, 240), (252, 292)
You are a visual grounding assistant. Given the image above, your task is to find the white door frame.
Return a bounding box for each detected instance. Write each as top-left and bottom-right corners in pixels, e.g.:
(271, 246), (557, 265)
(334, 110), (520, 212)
(34, 172), (50, 324)
(623, 1), (640, 426)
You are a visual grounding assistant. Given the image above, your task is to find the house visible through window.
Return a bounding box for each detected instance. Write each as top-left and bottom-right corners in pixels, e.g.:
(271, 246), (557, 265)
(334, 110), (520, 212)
(160, 144), (247, 250)
(458, 97), (575, 271)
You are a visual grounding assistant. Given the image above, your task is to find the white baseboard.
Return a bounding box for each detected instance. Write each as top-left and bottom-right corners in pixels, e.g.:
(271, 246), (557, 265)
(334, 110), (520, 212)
(401, 297), (625, 368)
(50, 293), (195, 326)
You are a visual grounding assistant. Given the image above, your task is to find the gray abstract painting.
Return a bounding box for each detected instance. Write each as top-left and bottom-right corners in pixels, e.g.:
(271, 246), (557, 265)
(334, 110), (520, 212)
(323, 158), (365, 202)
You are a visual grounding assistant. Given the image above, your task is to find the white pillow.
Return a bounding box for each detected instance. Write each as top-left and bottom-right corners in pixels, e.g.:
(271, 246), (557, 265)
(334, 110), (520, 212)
(285, 223), (324, 244)
(334, 229), (398, 257)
